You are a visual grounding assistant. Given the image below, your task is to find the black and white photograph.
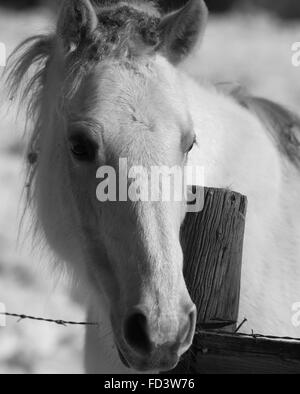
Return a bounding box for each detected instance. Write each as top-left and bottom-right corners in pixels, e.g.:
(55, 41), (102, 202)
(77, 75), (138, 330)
(0, 0), (300, 377)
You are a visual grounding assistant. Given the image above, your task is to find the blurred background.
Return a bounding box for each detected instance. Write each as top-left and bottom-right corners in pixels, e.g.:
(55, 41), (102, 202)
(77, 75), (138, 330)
(0, 0), (300, 374)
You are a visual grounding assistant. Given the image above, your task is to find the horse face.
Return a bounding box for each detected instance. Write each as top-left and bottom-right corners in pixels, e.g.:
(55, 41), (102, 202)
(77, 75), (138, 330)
(54, 0), (208, 372)
(64, 59), (197, 371)
(10, 0), (208, 373)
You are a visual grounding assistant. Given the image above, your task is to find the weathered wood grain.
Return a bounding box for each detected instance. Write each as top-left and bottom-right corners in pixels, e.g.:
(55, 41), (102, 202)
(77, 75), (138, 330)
(182, 187), (247, 330)
(192, 331), (300, 374)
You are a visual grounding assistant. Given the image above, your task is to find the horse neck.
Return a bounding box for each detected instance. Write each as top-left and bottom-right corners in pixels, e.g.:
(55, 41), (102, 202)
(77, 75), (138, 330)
(181, 72), (280, 193)
(181, 72), (300, 337)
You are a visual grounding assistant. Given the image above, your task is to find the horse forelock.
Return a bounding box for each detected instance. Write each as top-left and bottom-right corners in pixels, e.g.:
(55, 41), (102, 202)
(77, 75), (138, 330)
(92, 0), (161, 21)
(62, 3), (161, 69)
(55, 0), (163, 101)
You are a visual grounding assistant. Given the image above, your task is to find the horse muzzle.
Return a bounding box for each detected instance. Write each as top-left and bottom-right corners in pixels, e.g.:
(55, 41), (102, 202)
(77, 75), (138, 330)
(113, 302), (197, 372)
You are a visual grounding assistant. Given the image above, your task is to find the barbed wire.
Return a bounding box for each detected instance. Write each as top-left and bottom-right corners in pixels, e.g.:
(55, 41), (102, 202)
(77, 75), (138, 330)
(196, 328), (300, 343)
(0, 312), (98, 327)
(2, 312), (300, 343)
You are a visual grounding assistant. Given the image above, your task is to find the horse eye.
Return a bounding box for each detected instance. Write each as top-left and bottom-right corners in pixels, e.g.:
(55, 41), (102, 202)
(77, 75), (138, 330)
(69, 134), (97, 162)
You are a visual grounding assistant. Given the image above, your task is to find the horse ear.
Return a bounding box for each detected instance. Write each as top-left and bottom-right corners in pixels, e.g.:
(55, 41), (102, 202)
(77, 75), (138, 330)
(158, 0), (208, 65)
(57, 0), (98, 50)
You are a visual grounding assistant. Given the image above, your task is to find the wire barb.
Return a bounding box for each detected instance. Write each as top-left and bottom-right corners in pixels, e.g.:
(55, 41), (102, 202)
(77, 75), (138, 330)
(234, 318), (248, 333)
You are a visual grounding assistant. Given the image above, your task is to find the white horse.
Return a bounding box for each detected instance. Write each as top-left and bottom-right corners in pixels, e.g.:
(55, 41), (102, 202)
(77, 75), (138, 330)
(7, 0), (300, 374)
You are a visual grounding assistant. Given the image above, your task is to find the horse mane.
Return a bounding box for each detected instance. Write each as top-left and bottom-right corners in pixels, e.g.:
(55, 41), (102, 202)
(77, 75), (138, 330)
(5, 35), (53, 207)
(235, 92), (300, 169)
(216, 83), (300, 169)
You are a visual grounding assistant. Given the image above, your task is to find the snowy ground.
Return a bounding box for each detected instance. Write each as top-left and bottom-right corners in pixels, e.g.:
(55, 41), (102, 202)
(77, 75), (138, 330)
(0, 7), (84, 374)
(0, 7), (299, 374)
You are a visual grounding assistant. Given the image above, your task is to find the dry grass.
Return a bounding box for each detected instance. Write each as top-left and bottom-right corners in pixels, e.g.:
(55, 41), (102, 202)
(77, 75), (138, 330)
(0, 7), (299, 374)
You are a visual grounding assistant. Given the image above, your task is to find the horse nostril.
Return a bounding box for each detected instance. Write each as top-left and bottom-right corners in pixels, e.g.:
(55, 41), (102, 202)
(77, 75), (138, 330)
(124, 311), (153, 356)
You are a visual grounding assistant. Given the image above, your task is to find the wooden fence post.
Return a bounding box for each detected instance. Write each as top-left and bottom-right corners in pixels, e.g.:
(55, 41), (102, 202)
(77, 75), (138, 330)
(169, 187), (248, 373)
